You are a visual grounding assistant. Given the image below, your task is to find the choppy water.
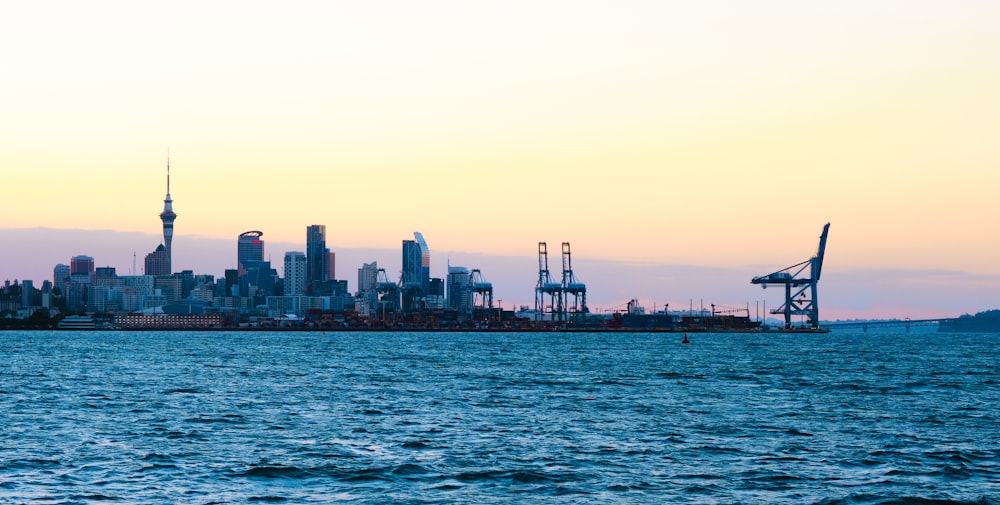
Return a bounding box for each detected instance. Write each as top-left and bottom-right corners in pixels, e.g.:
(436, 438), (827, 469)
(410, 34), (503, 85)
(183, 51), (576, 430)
(1, 330), (997, 504)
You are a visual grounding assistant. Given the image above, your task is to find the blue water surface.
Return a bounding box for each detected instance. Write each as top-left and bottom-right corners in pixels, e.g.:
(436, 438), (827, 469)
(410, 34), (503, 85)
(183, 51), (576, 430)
(1, 330), (997, 504)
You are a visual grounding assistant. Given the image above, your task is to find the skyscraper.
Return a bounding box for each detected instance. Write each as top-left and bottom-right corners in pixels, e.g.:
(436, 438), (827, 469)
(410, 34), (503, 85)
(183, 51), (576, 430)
(22, 279), (34, 308)
(159, 155), (177, 274)
(70, 255), (95, 276)
(446, 265), (472, 313)
(402, 232), (430, 292)
(306, 225), (328, 294)
(357, 261), (378, 296)
(144, 244), (170, 276)
(284, 251), (307, 296)
(53, 264), (70, 285)
(237, 231), (265, 272)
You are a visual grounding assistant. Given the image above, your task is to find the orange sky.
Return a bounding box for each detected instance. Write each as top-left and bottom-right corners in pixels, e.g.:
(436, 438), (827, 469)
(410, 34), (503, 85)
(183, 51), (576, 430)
(2, 1), (998, 318)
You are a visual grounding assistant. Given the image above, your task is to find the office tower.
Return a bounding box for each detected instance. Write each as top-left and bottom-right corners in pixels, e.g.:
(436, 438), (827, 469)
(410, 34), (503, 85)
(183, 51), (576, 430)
(95, 267), (118, 284)
(447, 265), (472, 313)
(144, 245), (170, 276)
(41, 280), (52, 309)
(223, 269), (239, 297)
(427, 278), (444, 309)
(241, 261), (279, 301)
(328, 251), (336, 282)
(357, 261), (378, 296)
(284, 251), (307, 296)
(159, 155), (177, 274)
(70, 255), (95, 276)
(22, 280), (34, 308)
(238, 231), (264, 273)
(401, 232), (430, 292)
(53, 264), (70, 285)
(306, 225), (328, 293)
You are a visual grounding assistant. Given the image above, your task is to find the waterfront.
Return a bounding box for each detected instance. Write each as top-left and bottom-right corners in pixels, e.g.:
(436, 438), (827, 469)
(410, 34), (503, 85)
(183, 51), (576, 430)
(1, 330), (997, 504)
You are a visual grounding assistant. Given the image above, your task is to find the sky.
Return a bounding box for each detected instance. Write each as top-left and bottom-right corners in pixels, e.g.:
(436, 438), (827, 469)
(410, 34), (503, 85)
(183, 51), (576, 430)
(2, 1), (999, 320)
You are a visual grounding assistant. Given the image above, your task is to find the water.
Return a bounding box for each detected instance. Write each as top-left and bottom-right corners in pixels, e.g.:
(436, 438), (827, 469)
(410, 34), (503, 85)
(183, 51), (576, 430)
(1, 330), (997, 504)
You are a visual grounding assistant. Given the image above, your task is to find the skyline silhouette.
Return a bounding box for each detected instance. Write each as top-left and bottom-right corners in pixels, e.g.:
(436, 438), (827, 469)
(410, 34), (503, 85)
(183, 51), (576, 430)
(2, 2), (997, 319)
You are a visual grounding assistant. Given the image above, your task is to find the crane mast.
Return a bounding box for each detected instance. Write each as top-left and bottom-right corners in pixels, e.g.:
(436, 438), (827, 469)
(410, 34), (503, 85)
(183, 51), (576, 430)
(751, 223), (830, 330)
(535, 242), (563, 321)
(561, 242), (588, 321)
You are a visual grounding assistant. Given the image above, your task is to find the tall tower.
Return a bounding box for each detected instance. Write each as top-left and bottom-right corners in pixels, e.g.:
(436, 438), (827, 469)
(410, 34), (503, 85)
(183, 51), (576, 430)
(159, 153), (177, 274)
(237, 231), (265, 273)
(306, 225), (328, 294)
(284, 251), (307, 296)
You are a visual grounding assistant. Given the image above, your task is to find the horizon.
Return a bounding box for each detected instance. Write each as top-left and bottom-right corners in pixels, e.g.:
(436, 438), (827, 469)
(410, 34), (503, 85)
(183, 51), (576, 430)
(2, 226), (996, 322)
(1, 2), (998, 320)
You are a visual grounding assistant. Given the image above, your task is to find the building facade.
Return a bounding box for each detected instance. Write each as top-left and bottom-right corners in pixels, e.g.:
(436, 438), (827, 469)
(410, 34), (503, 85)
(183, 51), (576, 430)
(144, 245), (170, 276)
(446, 265), (473, 313)
(284, 251), (307, 296)
(237, 231), (264, 273)
(306, 225), (329, 294)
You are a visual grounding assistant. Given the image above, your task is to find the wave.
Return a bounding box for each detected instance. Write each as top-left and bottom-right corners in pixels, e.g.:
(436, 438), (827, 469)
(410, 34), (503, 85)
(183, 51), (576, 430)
(817, 495), (1000, 505)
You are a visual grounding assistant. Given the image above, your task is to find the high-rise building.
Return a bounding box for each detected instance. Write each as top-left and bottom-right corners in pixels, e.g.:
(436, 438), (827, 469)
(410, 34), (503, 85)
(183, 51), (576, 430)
(70, 255), (95, 276)
(447, 265), (472, 313)
(21, 280), (34, 308)
(237, 231), (264, 273)
(401, 232), (430, 292)
(328, 251), (336, 282)
(240, 261), (279, 301)
(223, 269), (239, 297)
(357, 261), (378, 296)
(144, 245), (170, 276)
(284, 251), (307, 296)
(306, 225), (328, 293)
(53, 264), (70, 285)
(95, 267), (120, 286)
(159, 156), (177, 275)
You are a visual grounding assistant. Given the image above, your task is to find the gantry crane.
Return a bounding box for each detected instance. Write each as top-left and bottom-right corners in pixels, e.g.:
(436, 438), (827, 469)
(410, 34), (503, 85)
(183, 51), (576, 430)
(751, 223), (830, 330)
(470, 269), (494, 310)
(535, 242), (563, 321)
(375, 268), (401, 319)
(561, 242), (588, 320)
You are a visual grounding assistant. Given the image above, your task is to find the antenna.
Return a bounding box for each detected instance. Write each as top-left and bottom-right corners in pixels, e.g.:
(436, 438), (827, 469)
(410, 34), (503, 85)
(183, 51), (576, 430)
(132, 252), (136, 275)
(166, 147), (171, 195)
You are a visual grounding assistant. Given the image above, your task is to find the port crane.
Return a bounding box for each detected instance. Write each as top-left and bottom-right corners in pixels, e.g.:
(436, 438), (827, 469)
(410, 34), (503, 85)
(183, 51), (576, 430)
(751, 223), (830, 330)
(470, 269), (494, 310)
(374, 268), (401, 319)
(561, 242), (588, 320)
(535, 242), (563, 321)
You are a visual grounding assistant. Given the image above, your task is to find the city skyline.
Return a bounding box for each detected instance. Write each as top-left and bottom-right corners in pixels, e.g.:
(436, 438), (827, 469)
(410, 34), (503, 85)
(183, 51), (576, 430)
(2, 2), (998, 319)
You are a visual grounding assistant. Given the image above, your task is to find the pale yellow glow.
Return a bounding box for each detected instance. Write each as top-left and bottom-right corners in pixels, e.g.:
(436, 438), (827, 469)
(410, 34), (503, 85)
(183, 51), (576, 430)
(2, 1), (999, 279)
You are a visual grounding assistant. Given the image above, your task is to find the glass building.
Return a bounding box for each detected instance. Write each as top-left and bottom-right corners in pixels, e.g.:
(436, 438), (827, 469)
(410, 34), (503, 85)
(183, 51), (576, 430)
(306, 225), (329, 294)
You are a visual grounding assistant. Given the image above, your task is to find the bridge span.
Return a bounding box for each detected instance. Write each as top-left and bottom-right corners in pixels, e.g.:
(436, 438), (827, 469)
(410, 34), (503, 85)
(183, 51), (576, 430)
(823, 318), (956, 332)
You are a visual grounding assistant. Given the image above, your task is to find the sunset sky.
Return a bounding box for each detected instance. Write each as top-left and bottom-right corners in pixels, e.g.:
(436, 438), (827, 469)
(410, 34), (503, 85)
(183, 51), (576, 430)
(2, 1), (998, 319)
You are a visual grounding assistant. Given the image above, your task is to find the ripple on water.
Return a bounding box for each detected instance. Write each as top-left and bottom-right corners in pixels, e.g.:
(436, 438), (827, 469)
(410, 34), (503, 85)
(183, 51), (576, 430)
(0, 330), (998, 504)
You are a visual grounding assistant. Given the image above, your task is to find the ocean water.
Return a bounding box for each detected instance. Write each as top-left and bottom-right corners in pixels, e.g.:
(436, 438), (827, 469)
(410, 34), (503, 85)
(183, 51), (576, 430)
(0, 330), (997, 504)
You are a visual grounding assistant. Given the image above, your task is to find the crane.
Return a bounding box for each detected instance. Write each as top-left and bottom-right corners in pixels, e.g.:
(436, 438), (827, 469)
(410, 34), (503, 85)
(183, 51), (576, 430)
(561, 242), (588, 320)
(751, 223), (830, 330)
(470, 269), (494, 310)
(535, 242), (563, 321)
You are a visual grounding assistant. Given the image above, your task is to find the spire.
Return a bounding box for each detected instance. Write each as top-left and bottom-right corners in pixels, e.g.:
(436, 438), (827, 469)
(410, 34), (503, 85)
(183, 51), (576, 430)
(159, 149), (177, 274)
(162, 149), (174, 214)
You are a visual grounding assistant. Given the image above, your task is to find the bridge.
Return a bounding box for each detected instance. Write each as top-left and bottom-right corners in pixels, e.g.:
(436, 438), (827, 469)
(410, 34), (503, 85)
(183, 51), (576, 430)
(823, 318), (957, 332)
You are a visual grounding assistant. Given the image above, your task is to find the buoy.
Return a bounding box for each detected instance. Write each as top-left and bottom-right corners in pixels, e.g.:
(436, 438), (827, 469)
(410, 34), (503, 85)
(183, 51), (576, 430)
(682, 334), (690, 344)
